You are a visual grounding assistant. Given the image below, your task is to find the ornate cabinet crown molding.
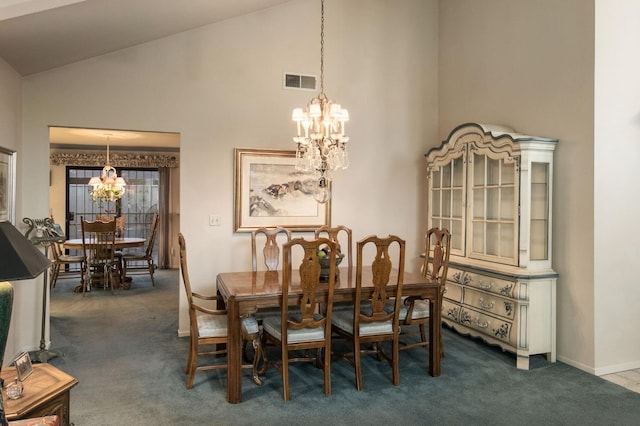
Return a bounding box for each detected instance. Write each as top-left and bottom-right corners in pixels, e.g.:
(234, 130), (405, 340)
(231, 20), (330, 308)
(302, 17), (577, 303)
(50, 151), (179, 168)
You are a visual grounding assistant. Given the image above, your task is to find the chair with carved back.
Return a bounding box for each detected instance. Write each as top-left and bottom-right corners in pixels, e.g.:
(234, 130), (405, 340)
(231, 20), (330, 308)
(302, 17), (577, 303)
(248, 227), (292, 373)
(261, 237), (337, 401)
(178, 233), (264, 389)
(250, 227), (292, 322)
(331, 235), (405, 391)
(251, 226), (292, 273)
(315, 225), (353, 313)
(122, 213), (159, 286)
(50, 240), (85, 289)
(80, 217), (119, 295)
(385, 227), (450, 358)
(29, 217), (85, 289)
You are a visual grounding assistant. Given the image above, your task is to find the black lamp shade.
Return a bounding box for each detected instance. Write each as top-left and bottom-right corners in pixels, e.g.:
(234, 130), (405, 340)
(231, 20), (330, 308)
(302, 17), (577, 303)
(0, 221), (51, 281)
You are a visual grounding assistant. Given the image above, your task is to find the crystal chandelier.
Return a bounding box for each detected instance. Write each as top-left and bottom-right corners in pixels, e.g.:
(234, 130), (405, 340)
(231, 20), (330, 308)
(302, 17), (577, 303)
(292, 0), (349, 204)
(88, 135), (126, 203)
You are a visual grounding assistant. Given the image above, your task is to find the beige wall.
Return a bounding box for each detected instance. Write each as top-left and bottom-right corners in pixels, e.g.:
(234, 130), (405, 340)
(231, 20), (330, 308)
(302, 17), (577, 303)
(438, 0), (598, 371)
(19, 0), (438, 338)
(0, 56), (44, 363)
(594, 0), (640, 374)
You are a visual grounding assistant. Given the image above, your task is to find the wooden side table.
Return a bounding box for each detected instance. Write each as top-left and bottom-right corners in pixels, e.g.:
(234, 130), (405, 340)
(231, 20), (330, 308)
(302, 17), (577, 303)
(1, 364), (78, 426)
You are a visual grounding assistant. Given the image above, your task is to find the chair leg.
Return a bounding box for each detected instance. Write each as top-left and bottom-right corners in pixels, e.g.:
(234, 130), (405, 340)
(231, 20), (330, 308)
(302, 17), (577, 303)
(323, 345), (331, 396)
(186, 339), (198, 389)
(251, 337), (264, 386)
(80, 263), (86, 292)
(185, 335), (193, 374)
(149, 260), (156, 287)
(419, 323), (427, 344)
(50, 263), (60, 288)
(392, 338), (400, 386)
(82, 267), (89, 296)
(282, 347), (290, 401)
(259, 331), (269, 376)
(108, 266), (116, 294)
(354, 336), (363, 391)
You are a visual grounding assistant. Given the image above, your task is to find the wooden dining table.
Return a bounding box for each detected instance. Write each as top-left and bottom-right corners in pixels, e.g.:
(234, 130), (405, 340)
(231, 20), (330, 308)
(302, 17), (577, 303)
(64, 237), (146, 290)
(216, 267), (442, 404)
(63, 237), (146, 251)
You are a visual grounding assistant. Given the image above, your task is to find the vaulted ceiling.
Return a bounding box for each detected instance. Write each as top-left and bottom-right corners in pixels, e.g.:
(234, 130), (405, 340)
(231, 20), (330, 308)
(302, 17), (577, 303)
(1, 0), (293, 148)
(0, 0), (293, 76)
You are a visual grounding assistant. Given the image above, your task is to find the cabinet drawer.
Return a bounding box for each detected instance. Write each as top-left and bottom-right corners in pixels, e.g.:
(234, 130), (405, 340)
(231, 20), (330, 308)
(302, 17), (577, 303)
(458, 306), (516, 347)
(443, 281), (463, 303)
(463, 287), (515, 320)
(441, 299), (461, 322)
(448, 267), (517, 298)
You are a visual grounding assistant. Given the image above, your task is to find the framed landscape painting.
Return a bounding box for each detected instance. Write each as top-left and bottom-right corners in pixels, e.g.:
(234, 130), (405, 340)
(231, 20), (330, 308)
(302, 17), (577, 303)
(0, 147), (16, 224)
(234, 148), (331, 232)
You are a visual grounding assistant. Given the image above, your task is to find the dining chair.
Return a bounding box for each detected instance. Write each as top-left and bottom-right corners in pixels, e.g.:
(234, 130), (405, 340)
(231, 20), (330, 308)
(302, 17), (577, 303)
(178, 233), (264, 389)
(386, 227), (451, 358)
(248, 227), (292, 372)
(251, 226), (292, 272)
(314, 225), (353, 270)
(122, 213), (159, 286)
(50, 240), (86, 289)
(80, 217), (119, 295)
(315, 225), (353, 313)
(331, 234), (405, 391)
(261, 237), (338, 401)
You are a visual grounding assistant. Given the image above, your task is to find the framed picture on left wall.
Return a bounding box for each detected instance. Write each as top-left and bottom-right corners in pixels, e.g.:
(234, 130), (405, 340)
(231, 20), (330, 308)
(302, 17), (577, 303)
(0, 146), (16, 224)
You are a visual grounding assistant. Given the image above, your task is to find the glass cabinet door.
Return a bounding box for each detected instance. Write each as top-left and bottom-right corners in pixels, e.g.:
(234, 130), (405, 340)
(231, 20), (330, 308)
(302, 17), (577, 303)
(530, 162), (549, 260)
(429, 152), (465, 255)
(468, 151), (519, 265)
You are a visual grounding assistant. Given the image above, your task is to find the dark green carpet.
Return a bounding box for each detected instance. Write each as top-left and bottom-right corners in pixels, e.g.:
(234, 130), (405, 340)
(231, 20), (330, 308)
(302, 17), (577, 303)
(47, 270), (640, 425)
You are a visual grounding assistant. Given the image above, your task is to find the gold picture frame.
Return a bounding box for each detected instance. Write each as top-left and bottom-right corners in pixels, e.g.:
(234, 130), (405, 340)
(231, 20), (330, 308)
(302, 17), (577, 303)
(0, 146), (16, 224)
(234, 148), (331, 232)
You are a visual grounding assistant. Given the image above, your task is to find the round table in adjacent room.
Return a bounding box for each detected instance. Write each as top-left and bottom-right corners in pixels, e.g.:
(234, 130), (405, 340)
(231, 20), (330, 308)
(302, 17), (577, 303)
(63, 237), (146, 291)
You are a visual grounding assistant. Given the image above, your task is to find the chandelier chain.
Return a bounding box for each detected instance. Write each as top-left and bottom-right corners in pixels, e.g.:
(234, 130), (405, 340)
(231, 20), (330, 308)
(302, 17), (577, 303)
(320, 0), (325, 96)
(291, 0), (349, 204)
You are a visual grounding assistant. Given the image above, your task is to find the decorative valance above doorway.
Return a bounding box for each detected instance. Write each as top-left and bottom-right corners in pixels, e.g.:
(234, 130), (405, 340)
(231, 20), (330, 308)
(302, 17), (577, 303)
(50, 151), (178, 168)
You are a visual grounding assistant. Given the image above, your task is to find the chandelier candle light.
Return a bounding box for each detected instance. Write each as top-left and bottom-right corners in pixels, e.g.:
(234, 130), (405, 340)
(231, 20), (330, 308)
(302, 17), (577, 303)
(292, 0), (349, 204)
(88, 135), (126, 204)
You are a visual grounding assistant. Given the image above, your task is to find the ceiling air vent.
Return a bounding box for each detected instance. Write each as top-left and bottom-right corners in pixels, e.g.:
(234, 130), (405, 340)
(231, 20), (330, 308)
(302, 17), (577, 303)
(284, 73), (316, 91)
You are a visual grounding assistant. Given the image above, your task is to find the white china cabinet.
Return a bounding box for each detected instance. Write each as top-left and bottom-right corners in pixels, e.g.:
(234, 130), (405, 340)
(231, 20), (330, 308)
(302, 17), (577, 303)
(426, 123), (558, 369)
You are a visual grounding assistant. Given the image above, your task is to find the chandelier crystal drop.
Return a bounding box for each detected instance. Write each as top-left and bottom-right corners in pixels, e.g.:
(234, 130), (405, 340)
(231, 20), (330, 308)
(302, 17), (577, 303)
(292, 0), (349, 203)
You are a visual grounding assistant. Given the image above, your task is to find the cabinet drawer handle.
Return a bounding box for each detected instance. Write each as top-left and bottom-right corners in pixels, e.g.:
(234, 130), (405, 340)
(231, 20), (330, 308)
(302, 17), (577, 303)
(479, 298), (494, 310)
(474, 318), (489, 328)
(478, 280), (493, 290)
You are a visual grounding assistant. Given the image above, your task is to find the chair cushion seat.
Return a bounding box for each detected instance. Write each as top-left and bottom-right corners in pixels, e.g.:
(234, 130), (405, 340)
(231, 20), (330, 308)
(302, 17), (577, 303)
(196, 313), (260, 338)
(58, 254), (84, 262)
(384, 298), (430, 320)
(262, 313), (326, 343)
(331, 309), (393, 336)
(197, 312), (228, 338)
(253, 306), (283, 321)
(242, 316), (260, 336)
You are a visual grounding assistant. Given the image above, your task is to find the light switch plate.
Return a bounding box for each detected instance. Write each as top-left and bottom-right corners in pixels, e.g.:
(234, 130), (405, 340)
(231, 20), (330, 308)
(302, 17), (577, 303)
(209, 215), (221, 226)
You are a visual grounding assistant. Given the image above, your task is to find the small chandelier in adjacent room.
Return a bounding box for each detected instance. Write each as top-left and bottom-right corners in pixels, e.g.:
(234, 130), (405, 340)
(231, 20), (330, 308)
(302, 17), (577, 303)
(88, 135), (126, 203)
(292, 0), (349, 203)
